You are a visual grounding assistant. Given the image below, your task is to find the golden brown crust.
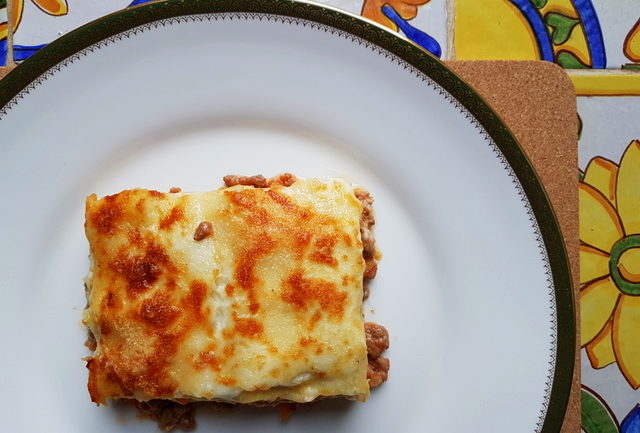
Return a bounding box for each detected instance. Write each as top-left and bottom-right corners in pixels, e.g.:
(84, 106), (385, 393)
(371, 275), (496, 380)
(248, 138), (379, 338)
(84, 177), (370, 405)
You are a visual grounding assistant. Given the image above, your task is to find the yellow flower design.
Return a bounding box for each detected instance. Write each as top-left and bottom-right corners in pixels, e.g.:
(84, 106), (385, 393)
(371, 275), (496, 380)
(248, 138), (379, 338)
(0, 0), (68, 40)
(581, 139), (640, 389)
(624, 19), (640, 63)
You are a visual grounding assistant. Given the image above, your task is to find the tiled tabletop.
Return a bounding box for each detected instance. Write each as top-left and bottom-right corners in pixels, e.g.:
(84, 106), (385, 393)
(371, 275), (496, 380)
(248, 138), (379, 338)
(1, 0), (640, 431)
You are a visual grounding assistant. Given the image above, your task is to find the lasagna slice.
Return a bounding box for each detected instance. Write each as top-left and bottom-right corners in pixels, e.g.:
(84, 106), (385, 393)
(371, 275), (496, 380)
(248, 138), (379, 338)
(83, 175), (385, 407)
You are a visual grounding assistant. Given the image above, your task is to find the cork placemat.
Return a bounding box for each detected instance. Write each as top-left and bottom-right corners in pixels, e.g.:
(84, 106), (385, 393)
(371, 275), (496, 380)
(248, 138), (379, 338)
(0, 66), (14, 80)
(0, 60), (579, 430)
(446, 60), (579, 433)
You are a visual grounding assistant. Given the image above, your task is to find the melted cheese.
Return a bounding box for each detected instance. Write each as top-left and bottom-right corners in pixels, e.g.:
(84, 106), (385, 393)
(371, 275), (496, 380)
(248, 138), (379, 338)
(83, 179), (369, 404)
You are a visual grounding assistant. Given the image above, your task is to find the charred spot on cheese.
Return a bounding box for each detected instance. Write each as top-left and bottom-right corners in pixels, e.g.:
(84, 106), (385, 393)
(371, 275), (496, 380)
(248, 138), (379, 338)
(233, 315), (263, 338)
(90, 194), (123, 236)
(99, 319), (112, 336)
(265, 189), (312, 219)
(102, 291), (118, 309)
(308, 310), (322, 330)
(83, 177), (375, 408)
(282, 270), (346, 317)
(139, 292), (180, 329)
(181, 280), (208, 323)
(217, 376), (238, 386)
(127, 228), (143, 247)
(234, 232), (274, 313)
(159, 205), (184, 230)
(309, 235), (339, 267)
(223, 345), (235, 358)
(135, 198), (145, 213)
(298, 336), (317, 347)
(294, 229), (312, 251)
(195, 351), (222, 371)
(225, 189), (274, 226)
(109, 241), (171, 298)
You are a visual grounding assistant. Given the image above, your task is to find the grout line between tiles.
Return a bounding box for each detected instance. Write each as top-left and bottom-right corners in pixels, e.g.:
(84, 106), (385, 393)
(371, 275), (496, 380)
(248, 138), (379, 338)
(6, 0), (14, 65)
(445, 0), (455, 60)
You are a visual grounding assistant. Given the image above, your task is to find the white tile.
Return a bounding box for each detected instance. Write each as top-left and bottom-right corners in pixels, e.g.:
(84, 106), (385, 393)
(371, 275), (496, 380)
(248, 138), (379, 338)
(405, 0), (448, 59)
(591, 0), (640, 68)
(13, 0), (131, 47)
(581, 352), (640, 424)
(578, 95), (640, 168)
(320, 0), (363, 15)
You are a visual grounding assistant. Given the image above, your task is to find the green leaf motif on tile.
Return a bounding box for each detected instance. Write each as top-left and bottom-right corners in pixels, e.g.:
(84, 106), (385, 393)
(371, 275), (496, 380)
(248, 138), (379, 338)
(532, 0), (548, 8)
(582, 389), (619, 433)
(557, 51), (589, 69)
(546, 12), (581, 45)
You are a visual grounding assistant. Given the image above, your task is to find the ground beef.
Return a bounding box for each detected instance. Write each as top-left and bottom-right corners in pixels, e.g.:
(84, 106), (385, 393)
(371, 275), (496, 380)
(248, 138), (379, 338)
(223, 174), (269, 188)
(355, 189), (376, 259)
(268, 173), (297, 187)
(355, 188), (378, 299)
(365, 322), (389, 359)
(193, 221), (213, 241)
(222, 173), (299, 188)
(367, 356), (390, 388)
(133, 400), (196, 432)
(363, 260), (378, 280)
(365, 322), (390, 388)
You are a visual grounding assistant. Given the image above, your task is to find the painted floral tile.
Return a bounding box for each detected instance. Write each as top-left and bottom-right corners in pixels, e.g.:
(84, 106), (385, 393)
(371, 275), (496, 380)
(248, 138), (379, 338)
(593, 1), (639, 69)
(1, 0), (8, 65)
(11, 0), (133, 62)
(454, 0), (640, 69)
(355, 0), (448, 58)
(579, 95), (640, 432)
(8, 0), (447, 63)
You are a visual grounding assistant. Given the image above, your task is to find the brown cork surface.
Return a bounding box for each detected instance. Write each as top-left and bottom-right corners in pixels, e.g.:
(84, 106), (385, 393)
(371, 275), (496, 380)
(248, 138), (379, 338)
(446, 60), (579, 433)
(0, 60), (578, 430)
(0, 66), (14, 80)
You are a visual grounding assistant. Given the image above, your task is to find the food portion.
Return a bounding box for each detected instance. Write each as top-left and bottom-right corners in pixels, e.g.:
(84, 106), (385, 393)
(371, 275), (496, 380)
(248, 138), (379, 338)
(83, 174), (387, 410)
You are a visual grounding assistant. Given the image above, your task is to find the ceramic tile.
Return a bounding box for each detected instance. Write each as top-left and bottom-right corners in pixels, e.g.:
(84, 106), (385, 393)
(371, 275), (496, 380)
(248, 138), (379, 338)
(11, 0), (132, 61)
(1, 0), (7, 65)
(453, 0), (596, 67)
(454, 0), (640, 69)
(325, 0), (448, 59)
(578, 96), (640, 166)
(578, 94), (640, 432)
(570, 71), (640, 96)
(7, 0), (449, 62)
(591, 1), (640, 69)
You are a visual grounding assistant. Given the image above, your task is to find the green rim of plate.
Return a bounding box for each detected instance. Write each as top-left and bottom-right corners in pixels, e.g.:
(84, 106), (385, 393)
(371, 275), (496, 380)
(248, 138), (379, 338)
(0, 0), (575, 431)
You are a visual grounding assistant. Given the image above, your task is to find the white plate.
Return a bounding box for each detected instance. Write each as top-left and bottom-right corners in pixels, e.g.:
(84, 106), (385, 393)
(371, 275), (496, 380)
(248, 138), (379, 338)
(0, 1), (574, 432)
